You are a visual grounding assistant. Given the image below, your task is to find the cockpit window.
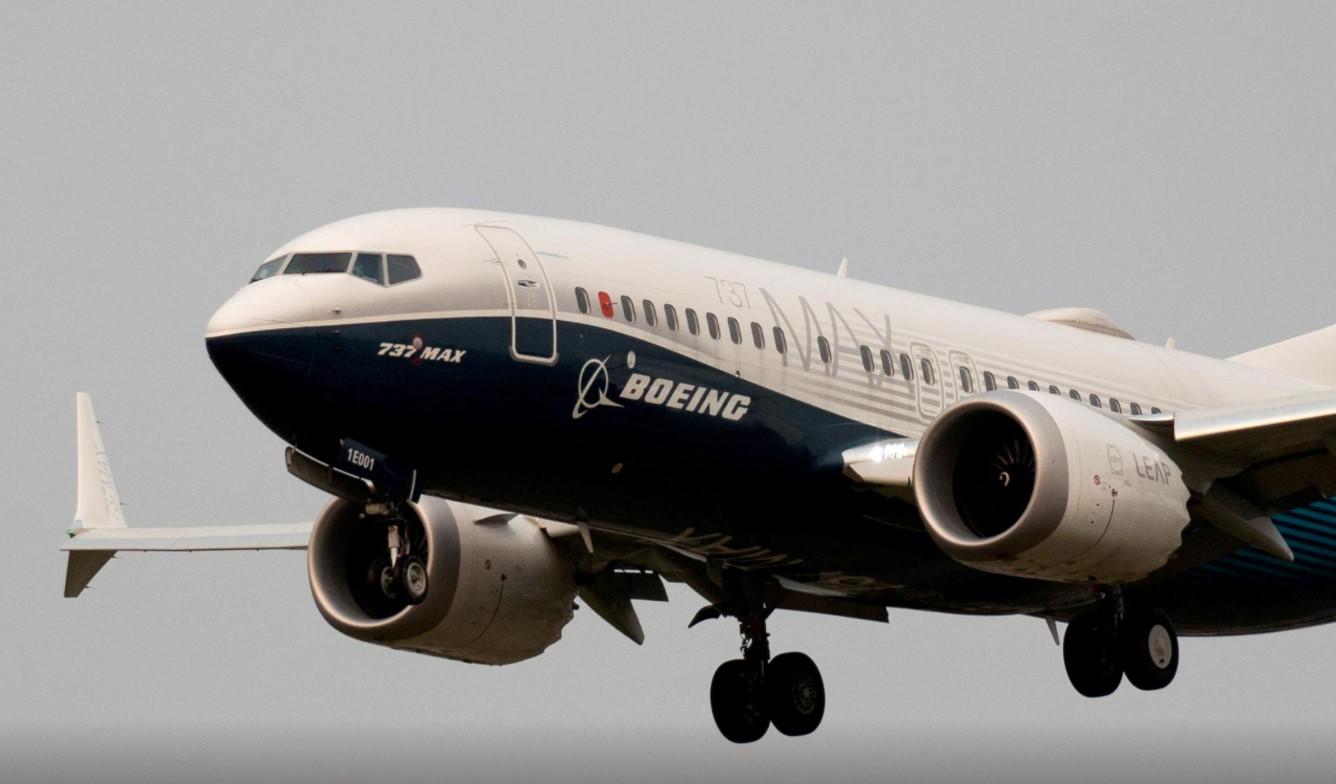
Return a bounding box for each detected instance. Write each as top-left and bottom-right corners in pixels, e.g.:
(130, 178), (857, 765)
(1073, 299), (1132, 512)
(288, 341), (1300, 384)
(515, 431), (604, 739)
(250, 255), (287, 282)
(351, 252), (385, 284)
(285, 252), (352, 275)
(387, 254), (421, 285)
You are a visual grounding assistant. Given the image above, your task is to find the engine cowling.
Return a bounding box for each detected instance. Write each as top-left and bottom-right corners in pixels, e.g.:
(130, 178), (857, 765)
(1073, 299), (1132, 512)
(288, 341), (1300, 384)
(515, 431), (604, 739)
(913, 391), (1191, 584)
(307, 497), (576, 664)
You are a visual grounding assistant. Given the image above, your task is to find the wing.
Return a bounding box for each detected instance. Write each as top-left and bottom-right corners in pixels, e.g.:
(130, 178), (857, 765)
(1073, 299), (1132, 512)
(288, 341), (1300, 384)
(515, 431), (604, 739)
(62, 394), (311, 597)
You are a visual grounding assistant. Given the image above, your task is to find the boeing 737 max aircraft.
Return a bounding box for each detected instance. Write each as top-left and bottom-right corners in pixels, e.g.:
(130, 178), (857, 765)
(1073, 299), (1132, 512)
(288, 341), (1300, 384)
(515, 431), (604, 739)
(63, 208), (1336, 742)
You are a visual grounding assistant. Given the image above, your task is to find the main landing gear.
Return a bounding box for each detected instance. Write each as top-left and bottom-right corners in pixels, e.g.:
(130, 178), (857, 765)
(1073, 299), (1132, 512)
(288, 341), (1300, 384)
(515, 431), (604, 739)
(708, 609), (826, 743)
(1062, 597), (1179, 698)
(366, 510), (428, 606)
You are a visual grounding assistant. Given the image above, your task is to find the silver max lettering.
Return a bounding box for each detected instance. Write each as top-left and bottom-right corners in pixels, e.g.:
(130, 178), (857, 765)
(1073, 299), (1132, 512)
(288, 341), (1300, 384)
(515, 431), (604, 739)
(620, 373), (750, 421)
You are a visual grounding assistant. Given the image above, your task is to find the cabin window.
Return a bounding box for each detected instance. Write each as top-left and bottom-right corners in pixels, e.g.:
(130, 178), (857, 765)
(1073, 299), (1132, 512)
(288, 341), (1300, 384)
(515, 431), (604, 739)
(1109, 399), (1122, 414)
(351, 252), (384, 284)
(959, 367), (974, 393)
(773, 327), (787, 354)
(818, 336), (832, 364)
(1027, 381), (1040, 392)
(250, 255), (287, 282)
(880, 349), (895, 377)
(900, 353), (914, 380)
(386, 254), (421, 284)
(727, 317), (743, 345)
(983, 371), (997, 391)
(860, 345), (874, 372)
(643, 299), (658, 327)
(1048, 384), (1060, 395)
(286, 252), (352, 275)
(1069, 389), (1081, 400)
(1089, 394), (1102, 408)
(664, 304), (679, 331)
(686, 308), (700, 335)
(575, 287), (591, 314)
(751, 322), (766, 349)
(921, 358), (936, 385)
(620, 295), (636, 322)
(1006, 376), (1020, 390)
(598, 291), (615, 317)
(1130, 402), (1143, 415)
(706, 313), (721, 340)
(1151, 406), (1163, 415)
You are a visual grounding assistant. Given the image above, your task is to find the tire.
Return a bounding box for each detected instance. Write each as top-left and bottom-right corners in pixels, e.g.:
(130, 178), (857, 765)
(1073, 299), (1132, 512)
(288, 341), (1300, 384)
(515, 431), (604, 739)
(396, 555), (428, 605)
(1122, 609), (1178, 691)
(765, 652), (825, 737)
(1063, 614), (1123, 698)
(710, 659), (769, 744)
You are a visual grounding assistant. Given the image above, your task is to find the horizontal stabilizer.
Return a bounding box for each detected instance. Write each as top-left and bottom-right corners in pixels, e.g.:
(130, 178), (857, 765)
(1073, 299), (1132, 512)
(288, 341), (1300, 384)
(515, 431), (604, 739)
(1231, 323), (1336, 388)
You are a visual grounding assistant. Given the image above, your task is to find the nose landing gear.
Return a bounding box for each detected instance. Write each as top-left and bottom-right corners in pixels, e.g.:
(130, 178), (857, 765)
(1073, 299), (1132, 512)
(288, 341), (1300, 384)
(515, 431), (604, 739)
(707, 608), (826, 743)
(363, 510), (429, 607)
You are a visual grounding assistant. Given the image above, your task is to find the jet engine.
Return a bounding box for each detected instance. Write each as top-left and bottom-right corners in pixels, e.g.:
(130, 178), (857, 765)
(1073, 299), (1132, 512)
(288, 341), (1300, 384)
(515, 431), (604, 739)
(307, 496), (576, 664)
(913, 391), (1191, 584)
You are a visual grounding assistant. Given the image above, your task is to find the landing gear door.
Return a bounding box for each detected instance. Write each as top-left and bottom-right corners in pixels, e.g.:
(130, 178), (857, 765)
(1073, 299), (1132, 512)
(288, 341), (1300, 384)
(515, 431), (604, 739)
(476, 225), (558, 365)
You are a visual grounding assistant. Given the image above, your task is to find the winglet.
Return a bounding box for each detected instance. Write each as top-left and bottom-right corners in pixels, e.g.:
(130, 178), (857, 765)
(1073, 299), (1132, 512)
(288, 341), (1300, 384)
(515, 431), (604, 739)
(67, 393), (127, 596)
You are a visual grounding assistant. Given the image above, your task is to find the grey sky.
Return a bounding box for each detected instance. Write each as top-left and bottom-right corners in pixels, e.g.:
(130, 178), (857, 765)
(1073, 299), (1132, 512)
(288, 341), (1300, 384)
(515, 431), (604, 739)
(4, 2), (1336, 782)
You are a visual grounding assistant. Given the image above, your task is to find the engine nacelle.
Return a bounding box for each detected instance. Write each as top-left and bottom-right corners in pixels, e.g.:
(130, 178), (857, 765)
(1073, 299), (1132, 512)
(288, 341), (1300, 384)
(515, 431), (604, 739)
(913, 391), (1191, 584)
(307, 497), (576, 664)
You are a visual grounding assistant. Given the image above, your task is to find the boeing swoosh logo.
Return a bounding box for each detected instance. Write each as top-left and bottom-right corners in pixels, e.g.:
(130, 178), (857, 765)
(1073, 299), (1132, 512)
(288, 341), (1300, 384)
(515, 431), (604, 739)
(572, 356), (624, 420)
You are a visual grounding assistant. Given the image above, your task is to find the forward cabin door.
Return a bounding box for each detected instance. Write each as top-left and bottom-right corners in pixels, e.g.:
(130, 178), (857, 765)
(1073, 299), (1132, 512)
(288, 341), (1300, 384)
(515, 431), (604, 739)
(476, 225), (558, 365)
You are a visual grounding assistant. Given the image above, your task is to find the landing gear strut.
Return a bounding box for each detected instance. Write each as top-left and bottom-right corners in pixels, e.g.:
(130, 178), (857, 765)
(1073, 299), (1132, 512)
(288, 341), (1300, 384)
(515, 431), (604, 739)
(1062, 596), (1178, 697)
(708, 609), (826, 743)
(365, 510), (428, 606)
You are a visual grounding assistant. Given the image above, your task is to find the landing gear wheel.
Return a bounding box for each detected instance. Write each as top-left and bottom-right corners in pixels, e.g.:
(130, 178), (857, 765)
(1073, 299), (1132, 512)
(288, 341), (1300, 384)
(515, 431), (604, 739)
(710, 659), (769, 744)
(368, 557), (398, 601)
(765, 652), (825, 737)
(396, 555), (428, 605)
(1121, 609), (1178, 691)
(1063, 614), (1123, 698)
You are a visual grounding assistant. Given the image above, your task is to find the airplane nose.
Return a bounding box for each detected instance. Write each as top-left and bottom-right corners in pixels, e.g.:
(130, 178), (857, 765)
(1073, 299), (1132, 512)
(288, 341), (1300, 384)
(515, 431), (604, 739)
(205, 279), (321, 438)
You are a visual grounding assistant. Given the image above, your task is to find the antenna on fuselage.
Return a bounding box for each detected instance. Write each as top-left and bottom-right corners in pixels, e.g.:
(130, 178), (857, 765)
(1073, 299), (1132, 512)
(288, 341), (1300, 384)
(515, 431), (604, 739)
(835, 257), (848, 279)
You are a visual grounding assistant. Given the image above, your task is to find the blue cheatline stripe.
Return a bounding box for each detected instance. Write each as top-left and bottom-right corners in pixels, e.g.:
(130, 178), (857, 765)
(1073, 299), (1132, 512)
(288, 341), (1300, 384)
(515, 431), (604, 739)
(1214, 552), (1314, 583)
(1228, 548), (1332, 579)
(1273, 512), (1336, 543)
(1271, 534), (1336, 563)
(1285, 507), (1336, 529)
(1291, 504), (1336, 524)
(1197, 559), (1280, 583)
(1308, 499), (1336, 517)
(1193, 561), (1255, 581)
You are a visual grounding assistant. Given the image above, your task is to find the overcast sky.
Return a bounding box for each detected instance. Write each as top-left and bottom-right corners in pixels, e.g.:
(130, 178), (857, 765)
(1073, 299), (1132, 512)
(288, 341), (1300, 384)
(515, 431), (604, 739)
(5, 2), (1336, 782)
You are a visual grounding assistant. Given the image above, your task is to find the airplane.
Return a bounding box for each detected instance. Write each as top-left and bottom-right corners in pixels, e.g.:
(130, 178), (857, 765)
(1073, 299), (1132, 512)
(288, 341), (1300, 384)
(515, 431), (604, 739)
(62, 208), (1336, 743)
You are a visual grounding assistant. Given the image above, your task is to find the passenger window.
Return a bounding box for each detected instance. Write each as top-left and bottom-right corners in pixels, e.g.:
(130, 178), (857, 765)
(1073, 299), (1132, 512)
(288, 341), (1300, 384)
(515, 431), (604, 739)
(575, 287), (591, 314)
(1027, 381), (1040, 392)
(686, 308), (700, 335)
(880, 349), (894, 377)
(621, 295), (636, 322)
(1089, 394), (1102, 408)
(1069, 389), (1081, 400)
(643, 300), (657, 327)
(1151, 406), (1163, 415)
(1006, 376), (1020, 390)
(860, 345), (874, 372)
(1130, 402), (1143, 415)
(900, 353), (914, 380)
(387, 254), (421, 284)
(959, 367), (974, 393)
(665, 304), (679, 331)
(727, 317), (742, 345)
(1048, 385), (1060, 395)
(598, 291), (615, 317)
(921, 358), (936, 385)
(1110, 399), (1122, 414)
(983, 371), (997, 391)
(707, 313), (721, 340)
(286, 252), (352, 275)
(751, 322), (766, 349)
(818, 336), (832, 364)
(250, 255), (287, 282)
(773, 327), (787, 354)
